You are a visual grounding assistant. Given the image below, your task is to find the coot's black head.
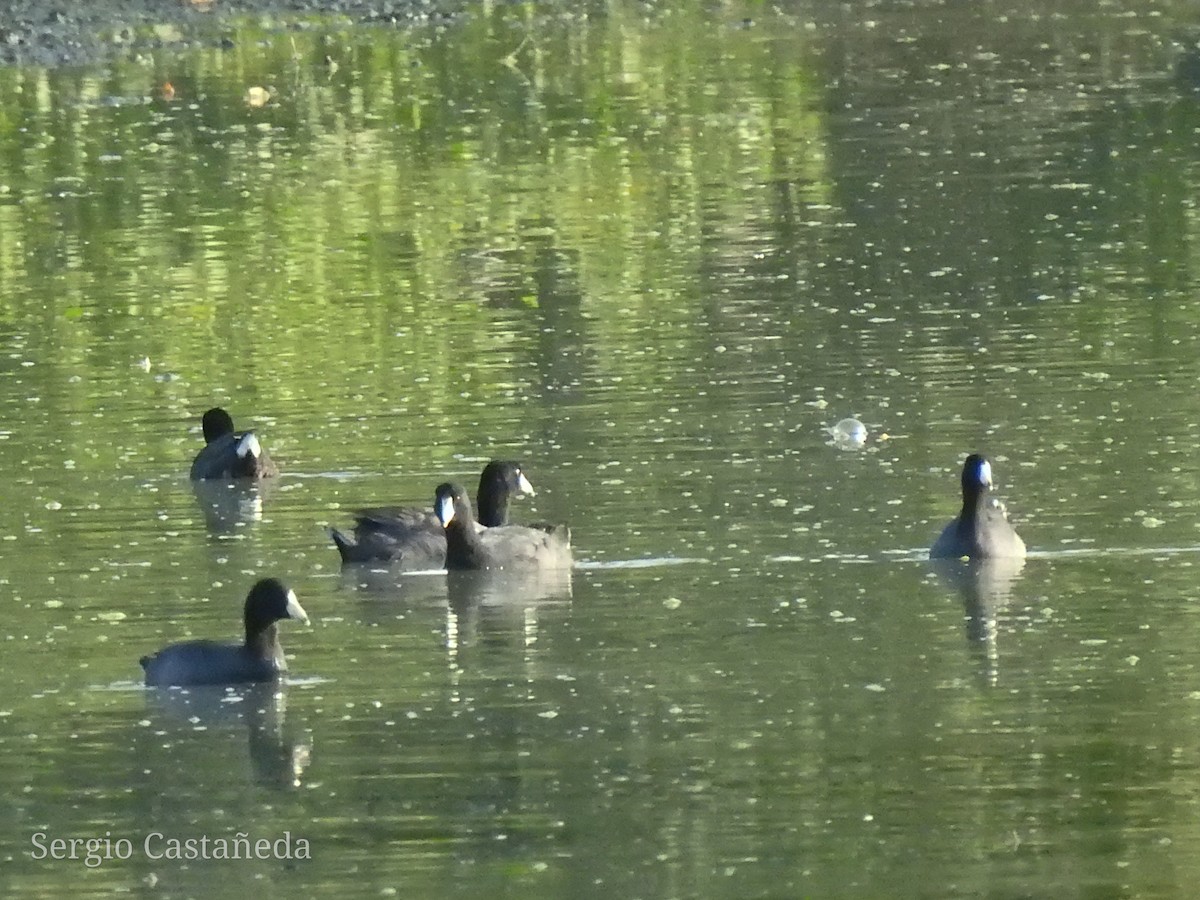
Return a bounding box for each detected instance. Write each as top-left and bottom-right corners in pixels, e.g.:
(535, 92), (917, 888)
(474, 460), (535, 526)
(961, 453), (994, 498)
(201, 407), (236, 444)
(479, 460), (536, 498)
(435, 482), (473, 528)
(243, 578), (309, 639)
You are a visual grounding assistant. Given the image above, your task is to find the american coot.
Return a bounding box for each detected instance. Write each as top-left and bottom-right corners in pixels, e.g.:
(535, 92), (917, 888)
(436, 481), (572, 571)
(929, 453), (1026, 560)
(330, 460), (536, 566)
(140, 578), (309, 687)
(189, 407), (279, 480)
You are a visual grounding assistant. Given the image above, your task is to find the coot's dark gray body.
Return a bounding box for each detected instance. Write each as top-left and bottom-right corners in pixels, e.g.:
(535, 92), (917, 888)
(331, 461), (535, 566)
(929, 454), (1026, 560)
(140, 578), (308, 687)
(189, 407), (278, 480)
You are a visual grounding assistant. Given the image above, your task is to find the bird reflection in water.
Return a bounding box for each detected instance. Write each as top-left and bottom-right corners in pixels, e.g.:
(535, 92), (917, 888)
(931, 556), (1026, 686)
(191, 479), (274, 533)
(444, 567), (573, 665)
(143, 682), (311, 789)
(340, 565), (573, 669)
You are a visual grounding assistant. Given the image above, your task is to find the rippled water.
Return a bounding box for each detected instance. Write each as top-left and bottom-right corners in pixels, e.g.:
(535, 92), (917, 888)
(5, 1), (1200, 896)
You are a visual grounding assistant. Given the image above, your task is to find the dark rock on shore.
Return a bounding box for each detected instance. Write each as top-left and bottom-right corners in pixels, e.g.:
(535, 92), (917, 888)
(0, 0), (462, 68)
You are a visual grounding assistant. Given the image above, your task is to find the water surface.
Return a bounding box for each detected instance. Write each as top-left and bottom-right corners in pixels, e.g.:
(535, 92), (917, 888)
(4, 1), (1200, 897)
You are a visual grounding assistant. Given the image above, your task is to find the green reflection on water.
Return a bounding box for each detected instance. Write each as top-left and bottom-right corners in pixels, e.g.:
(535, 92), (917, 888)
(3, 1), (1200, 897)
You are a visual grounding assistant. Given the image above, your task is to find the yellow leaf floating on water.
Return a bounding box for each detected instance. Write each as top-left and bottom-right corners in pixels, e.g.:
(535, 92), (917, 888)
(245, 86), (271, 108)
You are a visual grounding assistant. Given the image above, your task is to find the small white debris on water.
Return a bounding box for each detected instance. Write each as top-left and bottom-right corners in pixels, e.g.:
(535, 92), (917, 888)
(825, 417), (867, 448)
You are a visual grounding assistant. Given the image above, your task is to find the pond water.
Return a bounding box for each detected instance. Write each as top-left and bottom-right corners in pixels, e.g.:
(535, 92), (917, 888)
(4, 1), (1200, 896)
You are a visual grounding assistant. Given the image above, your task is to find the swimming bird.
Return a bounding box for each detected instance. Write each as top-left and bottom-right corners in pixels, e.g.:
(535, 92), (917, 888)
(189, 407), (278, 480)
(140, 578), (308, 687)
(435, 481), (572, 571)
(330, 460), (536, 566)
(929, 453), (1026, 560)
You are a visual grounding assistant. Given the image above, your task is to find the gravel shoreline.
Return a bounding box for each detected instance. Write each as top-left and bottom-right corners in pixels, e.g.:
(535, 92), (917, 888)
(0, 0), (457, 67)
